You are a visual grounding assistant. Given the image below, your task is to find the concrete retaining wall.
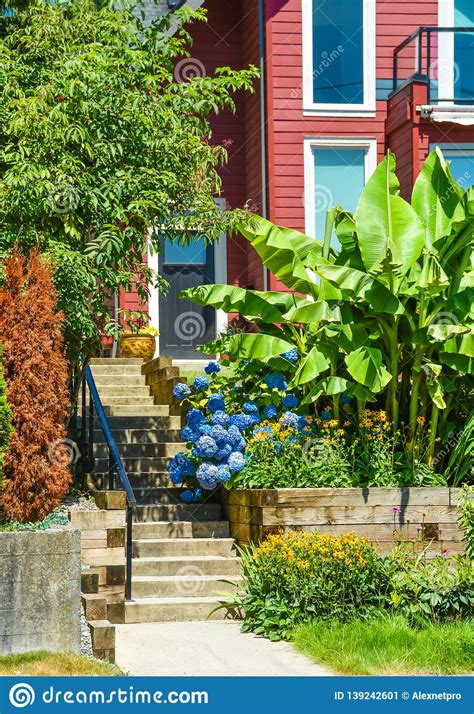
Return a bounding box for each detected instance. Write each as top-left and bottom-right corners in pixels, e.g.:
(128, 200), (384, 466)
(0, 528), (81, 655)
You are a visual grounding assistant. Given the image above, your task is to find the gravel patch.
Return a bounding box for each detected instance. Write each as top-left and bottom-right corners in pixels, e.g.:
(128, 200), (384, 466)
(80, 612), (94, 658)
(57, 493), (98, 516)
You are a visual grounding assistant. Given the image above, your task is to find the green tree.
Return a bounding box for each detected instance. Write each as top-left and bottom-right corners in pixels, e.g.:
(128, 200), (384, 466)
(0, 0), (258, 364)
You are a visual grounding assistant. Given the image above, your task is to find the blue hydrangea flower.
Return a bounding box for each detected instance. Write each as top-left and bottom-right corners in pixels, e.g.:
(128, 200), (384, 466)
(204, 361), (221, 375)
(321, 409), (332, 421)
(282, 393), (299, 409)
(180, 488), (203, 504)
(210, 425), (228, 444)
(263, 405), (278, 419)
(227, 451), (245, 473)
(210, 410), (230, 427)
(172, 383), (191, 401)
(229, 413), (253, 431)
(281, 349), (298, 363)
(168, 453), (195, 483)
(197, 462), (219, 490)
(248, 414), (261, 427)
(227, 424), (244, 448)
(180, 426), (198, 443)
(194, 435), (218, 458)
(215, 443), (233, 461)
(216, 464), (231, 483)
(243, 400), (259, 415)
(187, 408), (206, 431)
(280, 411), (299, 428)
(341, 393), (351, 405)
(207, 393), (225, 413)
(264, 372), (288, 391)
(198, 423), (212, 436)
(297, 415), (311, 431)
(193, 375), (210, 393)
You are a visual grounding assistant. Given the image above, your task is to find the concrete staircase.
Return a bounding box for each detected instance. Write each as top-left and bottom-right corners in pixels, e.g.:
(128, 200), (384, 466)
(86, 358), (241, 624)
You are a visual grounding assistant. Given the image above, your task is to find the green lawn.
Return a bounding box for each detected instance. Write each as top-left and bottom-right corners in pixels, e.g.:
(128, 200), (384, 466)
(294, 616), (474, 675)
(0, 652), (123, 676)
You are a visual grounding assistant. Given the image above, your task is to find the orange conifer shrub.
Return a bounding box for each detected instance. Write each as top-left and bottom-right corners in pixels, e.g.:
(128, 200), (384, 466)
(0, 250), (71, 522)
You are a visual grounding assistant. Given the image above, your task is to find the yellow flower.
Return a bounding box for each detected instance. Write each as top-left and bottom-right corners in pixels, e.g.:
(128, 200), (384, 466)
(416, 416), (426, 426)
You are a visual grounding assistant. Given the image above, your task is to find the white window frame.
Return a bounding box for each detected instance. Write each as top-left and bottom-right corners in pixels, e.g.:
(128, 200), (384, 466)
(302, 0), (376, 117)
(303, 137), (378, 239)
(148, 198), (227, 358)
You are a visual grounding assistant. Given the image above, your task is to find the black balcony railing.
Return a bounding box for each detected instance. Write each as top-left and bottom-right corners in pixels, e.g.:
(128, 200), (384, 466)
(393, 27), (474, 105)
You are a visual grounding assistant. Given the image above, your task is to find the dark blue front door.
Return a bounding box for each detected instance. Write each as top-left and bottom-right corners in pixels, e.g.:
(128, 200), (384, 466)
(159, 237), (216, 359)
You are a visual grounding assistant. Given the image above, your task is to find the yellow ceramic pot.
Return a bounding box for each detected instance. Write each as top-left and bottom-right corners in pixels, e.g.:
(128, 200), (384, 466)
(119, 332), (156, 361)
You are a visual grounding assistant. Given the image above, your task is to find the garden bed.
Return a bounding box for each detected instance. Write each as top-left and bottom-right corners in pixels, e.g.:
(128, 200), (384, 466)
(222, 487), (464, 554)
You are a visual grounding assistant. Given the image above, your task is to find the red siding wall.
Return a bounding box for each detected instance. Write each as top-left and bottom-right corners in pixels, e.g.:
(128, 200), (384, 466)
(263, 0), (440, 290)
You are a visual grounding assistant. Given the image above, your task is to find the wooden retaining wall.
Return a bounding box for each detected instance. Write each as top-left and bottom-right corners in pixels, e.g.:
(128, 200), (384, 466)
(222, 488), (464, 555)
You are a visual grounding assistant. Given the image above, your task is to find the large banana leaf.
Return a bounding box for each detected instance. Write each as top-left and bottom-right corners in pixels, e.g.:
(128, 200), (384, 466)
(225, 332), (294, 362)
(345, 346), (392, 393)
(316, 264), (403, 314)
(283, 300), (349, 325)
(179, 284), (284, 323)
(293, 345), (331, 385)
(355, 152), (425, 273)
(238, 215), (321, 297)
(257, 291), (311, 312)
(440, 330), (474, 375)
(412, 148), (462, 251)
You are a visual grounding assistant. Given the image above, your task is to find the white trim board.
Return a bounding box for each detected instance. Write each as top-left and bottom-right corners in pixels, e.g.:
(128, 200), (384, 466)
(301, 0), (376, 117)
(303, 137), (378, 239)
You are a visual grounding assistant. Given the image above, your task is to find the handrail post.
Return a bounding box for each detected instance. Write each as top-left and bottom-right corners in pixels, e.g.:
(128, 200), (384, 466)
(125, 505), (134, 601)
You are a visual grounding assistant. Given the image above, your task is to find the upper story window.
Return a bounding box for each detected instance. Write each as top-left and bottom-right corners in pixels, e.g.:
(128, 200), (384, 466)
(302, 0), (376, 116)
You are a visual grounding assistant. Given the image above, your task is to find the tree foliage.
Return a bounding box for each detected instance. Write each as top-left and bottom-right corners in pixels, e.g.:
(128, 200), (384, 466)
(0, 344), (13, 485)
(0, 0), (259, 363)
(0, 250), (71, 522)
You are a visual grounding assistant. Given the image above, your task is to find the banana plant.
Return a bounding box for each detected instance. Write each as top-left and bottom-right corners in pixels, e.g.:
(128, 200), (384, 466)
(180, 150), (473, 471)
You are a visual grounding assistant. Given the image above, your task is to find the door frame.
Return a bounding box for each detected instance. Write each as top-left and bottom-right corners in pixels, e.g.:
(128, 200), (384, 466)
(148, 198), (228, 358)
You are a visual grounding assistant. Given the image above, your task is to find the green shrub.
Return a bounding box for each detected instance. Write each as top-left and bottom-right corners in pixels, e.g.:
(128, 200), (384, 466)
(0, 345), (13, 485)
(458, 484), (474, 558)
(228, 531), (390, 640)
(387, 546), (473, 624)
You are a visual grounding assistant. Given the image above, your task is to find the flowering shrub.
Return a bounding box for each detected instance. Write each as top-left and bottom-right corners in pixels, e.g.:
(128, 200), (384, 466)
(229, 531), (389, 640)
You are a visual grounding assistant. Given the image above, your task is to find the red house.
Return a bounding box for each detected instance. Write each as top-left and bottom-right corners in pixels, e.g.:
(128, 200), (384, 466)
(121, 0), (474, 360)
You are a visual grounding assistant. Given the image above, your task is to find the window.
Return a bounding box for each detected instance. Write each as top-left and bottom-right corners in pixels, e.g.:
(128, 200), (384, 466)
(304, 139), (377, 246)
(438, 0), (474, 104)
(302, 0), (376, 115)
(431, 144), (474, 189)
(163, 237), (207, 265)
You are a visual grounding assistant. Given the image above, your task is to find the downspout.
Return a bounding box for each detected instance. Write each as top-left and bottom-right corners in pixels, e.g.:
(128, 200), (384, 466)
(258, 0), (269, 290)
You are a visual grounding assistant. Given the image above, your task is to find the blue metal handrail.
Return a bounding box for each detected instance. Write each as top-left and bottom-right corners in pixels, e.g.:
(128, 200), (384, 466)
(80, 366), (136, 601)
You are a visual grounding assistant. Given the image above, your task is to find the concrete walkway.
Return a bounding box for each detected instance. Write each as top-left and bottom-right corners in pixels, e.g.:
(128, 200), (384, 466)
(116, 621), (333, 676)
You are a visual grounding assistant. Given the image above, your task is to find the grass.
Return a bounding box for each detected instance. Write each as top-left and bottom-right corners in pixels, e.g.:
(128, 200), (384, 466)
(294, 616), (474, 675)
(0, 652), (123, 676)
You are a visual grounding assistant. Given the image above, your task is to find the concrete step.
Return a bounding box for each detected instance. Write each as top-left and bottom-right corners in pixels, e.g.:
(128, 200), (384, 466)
(104, 416), (181, 430)
(124, 596), (238, 623)
(132, 574), (242, 599)
(133, 521), (230, 539)
(132, 555), (241, 577)
(88, 472), (173, 490)
(132, 538), (236, 559)
(84, 386), (151, 398)
(93, 442), (184, 459)
(94, 457), (171, 474)
(103, 406), (170, 417)
(89, 375), (147, 387)
(93, 429), (182, 444)
(132, 487), (187, 505)
(90, 358), (144, 364)
(133, 503), (222, 523)
(79, 396), (155, 406)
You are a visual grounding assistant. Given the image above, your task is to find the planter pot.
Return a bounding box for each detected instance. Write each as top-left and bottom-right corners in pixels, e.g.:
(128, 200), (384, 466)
(221, 487), (463, 555)
(0, 528), (81, 654)
(119, 332), (156, 361)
